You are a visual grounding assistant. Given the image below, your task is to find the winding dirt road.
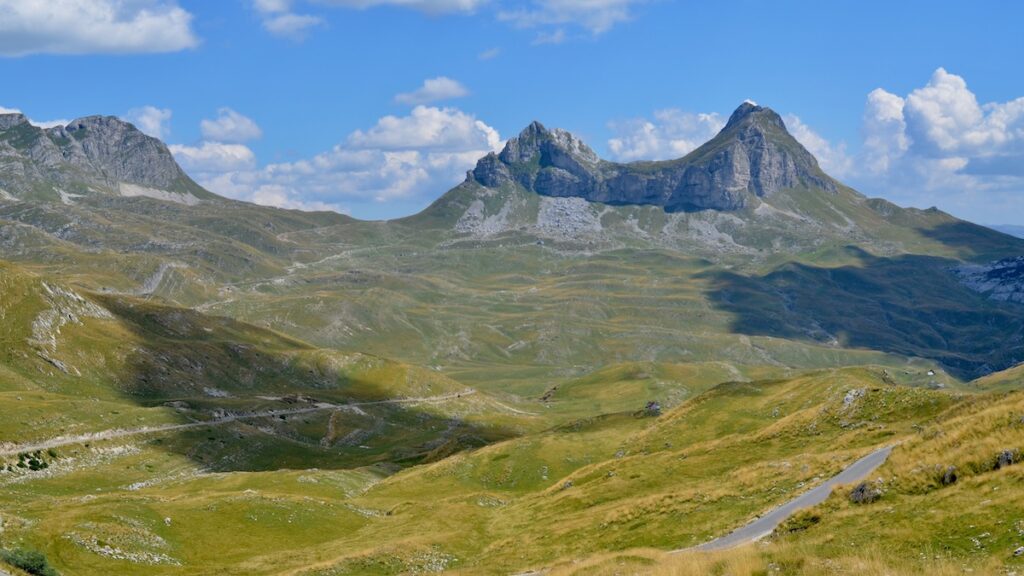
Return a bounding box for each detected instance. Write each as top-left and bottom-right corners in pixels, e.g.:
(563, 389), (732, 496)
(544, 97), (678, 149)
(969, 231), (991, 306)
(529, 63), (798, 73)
(0, 390), (475, 457)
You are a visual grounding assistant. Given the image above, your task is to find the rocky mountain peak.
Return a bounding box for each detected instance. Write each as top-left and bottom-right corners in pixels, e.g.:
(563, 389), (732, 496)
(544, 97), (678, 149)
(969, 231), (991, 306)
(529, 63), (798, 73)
(467, 101), (836, 212)
(0, 113), (30, 131)
(498, 120), (600, 166)
(0, 111), (211, 203)
(724, 101), (786, 130)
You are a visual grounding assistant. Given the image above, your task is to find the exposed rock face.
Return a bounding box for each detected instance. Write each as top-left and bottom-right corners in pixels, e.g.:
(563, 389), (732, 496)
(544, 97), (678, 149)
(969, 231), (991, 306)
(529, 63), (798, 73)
(956, 257), (1024, 304)
(0, 113), (208, 202)
(469, 102), (836, 212)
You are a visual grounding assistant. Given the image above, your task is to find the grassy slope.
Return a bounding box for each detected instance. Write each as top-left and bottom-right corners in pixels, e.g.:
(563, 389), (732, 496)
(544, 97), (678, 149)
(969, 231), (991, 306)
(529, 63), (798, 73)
(1, 257), (1021, 574)
(0, 260), (533, 575)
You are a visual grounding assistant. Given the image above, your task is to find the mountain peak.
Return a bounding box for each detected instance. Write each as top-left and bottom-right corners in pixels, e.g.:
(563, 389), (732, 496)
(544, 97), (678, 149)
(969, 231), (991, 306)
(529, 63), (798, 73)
(499, 120), (600, 166)
(724, 101), (786, 130)
(466, 101), (835, 212)
(0, 112), (30, 131)
(0, 109), (213, 203)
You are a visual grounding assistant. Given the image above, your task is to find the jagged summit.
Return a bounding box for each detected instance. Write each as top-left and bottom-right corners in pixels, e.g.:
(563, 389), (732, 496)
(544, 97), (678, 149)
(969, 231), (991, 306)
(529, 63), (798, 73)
(0, 113), (213, 204)
(0, 112), (30, 131)
(724, 101), (785, 130)
(499, 121), (600, 166)
(467, 101), (837, 212)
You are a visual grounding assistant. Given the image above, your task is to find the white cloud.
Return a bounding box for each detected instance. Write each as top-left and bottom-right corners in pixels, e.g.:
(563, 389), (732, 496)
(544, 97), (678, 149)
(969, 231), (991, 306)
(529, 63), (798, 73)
(850, 68), (1024, 223)
(176, 106), (501, 213)
(395, 77), (470, 106)
(348, 105), (500, 151)
(861, 88), (909, 175)
(607, 109), (724, 161)
(263, 12), (324, 38)
(478, 47), (501, 60)
(499, 0), (645, 34)
(252, 0), (323, 39)
(901, 68), (1024, 158)
(32, 118), (71, 129)
(783, 114), (853, 178)
(531, 28), (566, 45)
(0, 104), (69, 128)
(170, 142), (258, 173)
(0, 0), (198, 57)
(200, 108), (263, 143)
(124, 106), (173, 139)
(319, 0), (484, 13)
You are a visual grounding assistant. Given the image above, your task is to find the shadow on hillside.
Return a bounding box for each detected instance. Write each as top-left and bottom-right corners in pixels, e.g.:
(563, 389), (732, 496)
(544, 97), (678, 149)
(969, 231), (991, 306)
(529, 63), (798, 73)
(93, 294), (520, 473)
(917, 220), (1024, 262)
(702, 238), (1024, 380)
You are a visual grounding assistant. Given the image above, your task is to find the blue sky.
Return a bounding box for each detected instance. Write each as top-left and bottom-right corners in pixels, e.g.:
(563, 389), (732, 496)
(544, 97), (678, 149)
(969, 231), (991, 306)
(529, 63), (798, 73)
(1, 1), (1023, 223)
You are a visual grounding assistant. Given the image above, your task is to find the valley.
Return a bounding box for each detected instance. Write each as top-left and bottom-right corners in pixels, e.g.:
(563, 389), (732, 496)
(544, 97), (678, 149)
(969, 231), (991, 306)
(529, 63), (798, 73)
(0, 102), (1022, 575)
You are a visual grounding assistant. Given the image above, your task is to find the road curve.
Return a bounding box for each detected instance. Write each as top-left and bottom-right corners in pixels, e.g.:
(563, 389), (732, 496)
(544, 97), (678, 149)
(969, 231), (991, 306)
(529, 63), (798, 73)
(685, 445), (894, 552)
(0, 390), (475, 457)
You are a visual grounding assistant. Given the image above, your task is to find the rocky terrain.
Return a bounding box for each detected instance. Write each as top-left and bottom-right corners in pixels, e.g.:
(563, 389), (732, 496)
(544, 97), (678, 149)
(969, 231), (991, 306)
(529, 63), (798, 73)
(957, 257), (1024, 303)
(469, 102), (835, 212)
(0, 113), (212, 204)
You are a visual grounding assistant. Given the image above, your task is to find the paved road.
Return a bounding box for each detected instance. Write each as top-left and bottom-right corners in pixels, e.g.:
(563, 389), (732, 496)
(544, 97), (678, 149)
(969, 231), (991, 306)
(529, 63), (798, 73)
(0, 390), (475, 457)
(687, 445), (894, 551)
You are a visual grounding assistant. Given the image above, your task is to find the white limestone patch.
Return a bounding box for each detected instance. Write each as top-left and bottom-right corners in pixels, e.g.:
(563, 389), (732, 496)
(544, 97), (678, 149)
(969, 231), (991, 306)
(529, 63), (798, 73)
(30, 282), (114, 353)
(455, 199), (508, 236)
(753, 201), (810, 223)
(58, 189), (84, 205)
(536, 196), (602, 237)
(119, 182), (200, 206)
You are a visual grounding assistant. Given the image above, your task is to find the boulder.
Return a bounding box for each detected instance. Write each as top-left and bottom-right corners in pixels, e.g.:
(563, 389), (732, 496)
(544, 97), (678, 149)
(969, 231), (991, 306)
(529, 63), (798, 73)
(849, 481), (882, 504)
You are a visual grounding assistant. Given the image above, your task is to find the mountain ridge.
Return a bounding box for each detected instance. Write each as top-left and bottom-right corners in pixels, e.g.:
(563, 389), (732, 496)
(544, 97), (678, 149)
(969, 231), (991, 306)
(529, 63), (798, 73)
(466, 102), (837, 213)
(0, 112), (213, 204)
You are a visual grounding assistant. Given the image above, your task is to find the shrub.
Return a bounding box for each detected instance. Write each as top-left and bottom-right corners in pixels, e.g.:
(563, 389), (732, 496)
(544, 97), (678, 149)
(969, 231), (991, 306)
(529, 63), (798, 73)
(1, 548), (59, 576)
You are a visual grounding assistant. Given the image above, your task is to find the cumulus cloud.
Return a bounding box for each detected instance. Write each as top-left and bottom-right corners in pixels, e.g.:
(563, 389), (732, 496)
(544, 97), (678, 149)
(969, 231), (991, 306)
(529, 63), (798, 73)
(783, 114), (853, 178)
(348, 105), (500, 151)
(252, 0), (323, 39)
(0, 0), (198, 57)
(169, 142), (258, 173)
(395, 77), (470, 106)
(850, 68), (1024, 222)
(499, 0), (645, 34)
(607, 109), (725, 161)
(124, 106), (173, 139)
(175, 106), (501, 214)
(861, 88), (909, 175)
(200, 108), (263, 143)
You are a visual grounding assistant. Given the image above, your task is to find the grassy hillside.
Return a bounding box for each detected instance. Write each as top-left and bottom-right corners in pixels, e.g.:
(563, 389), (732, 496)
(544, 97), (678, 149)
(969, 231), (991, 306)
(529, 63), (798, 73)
(2, 254), (1022, 574)
(6, 363), (1019, 575)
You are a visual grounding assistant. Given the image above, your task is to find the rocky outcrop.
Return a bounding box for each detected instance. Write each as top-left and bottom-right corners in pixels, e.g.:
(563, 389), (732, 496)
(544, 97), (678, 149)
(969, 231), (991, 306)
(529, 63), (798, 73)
(956, 257), (1024, 304)
(469, 102), (836, 212)
(0, 113), (208, 202)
